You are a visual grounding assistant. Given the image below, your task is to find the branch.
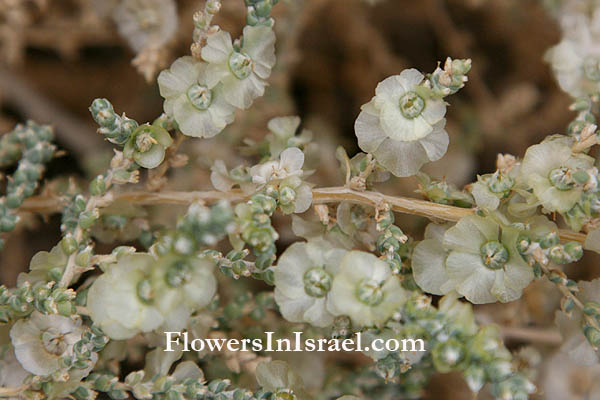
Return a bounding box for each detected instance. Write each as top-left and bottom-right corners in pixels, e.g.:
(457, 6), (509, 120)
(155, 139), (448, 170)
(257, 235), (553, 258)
(20, 186), (587, 244)
(0, 386), (26, 398)
(500, 325), (562, 345)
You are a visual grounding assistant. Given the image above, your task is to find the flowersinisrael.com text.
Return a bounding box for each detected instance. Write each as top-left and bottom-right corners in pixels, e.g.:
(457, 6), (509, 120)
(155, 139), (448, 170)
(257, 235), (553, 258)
(164, 331), (425, 353)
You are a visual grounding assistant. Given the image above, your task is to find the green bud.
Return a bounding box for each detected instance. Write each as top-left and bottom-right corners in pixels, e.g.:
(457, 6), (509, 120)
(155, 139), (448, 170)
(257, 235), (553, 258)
(93, 374), (117, 392)
(432, 339), (467, 373)
(90, 99), (116, 125)
(486, 359), (512, 382)
(516, 235), (531, 254)
(73, 386), (96, 400)
(464, 365), (486, 392)
(48, 266), (64, 282)
(564, 241), (584, 262)
(75, 246), (93, 267)
(584, 324), (600, 348)
(208, 379), (230, 393)
(539, 231), (560, 249)
(261, 268), (275, 286)
(89, 175), (107, 196)
(0, 214), (18, 232)
(166, 259), (192, 287)
(78, 209), (99, 230)
(570, 97), (592, 112)
(583, 301), (600, 317)
(6, 190), (24, 209)
(57, 300), (74, 316)
(278, 186), (296, 205)
(60, 234), (78, 255)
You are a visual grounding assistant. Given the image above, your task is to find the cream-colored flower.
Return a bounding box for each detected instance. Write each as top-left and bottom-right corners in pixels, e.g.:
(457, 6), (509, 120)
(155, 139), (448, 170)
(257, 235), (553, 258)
(250, 147), (305, 185)
(88, 252), (217, 339)
(274, 241), (347, 327)
(113, 0), (177, 52)
(158, 56), (235, 138)
(327, 251), (408, 327)
(10, 312), (85, 376)
(546, 20), (600, 97)
(202, 25), (276, 109)
(412, 216), (534, 304)
(355, 69), (448, 177)
(88, 253), (164, 340)
(519, 136), (594, 213)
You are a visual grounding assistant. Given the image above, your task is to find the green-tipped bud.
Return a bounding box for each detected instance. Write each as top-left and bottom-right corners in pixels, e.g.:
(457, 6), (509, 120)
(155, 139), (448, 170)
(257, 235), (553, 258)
(60, 234), (78, 255)
(89, 175), (107, 196)
(584, 324), (600, 348)
(583, 301), (600, 317)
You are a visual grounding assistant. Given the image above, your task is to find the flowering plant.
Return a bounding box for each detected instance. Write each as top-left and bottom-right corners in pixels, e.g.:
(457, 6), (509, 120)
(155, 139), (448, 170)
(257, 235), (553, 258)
(2, 0), (600, 399)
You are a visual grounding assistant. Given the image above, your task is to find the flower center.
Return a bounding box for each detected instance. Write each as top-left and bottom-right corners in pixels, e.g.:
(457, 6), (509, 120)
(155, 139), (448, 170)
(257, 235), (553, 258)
(166, 260), (193, 287)
(135, 130), (157, 153)
(480, 240), (509, 270)
(275, 390), (296, 400)
(279, 186), (296, 206)
(487, 173), (514, 194)
(42, 329), (68, 356)
(187, 84), (213, 110)
(584, 56), (600, 81)
(357, 279), (384, 306)
(228, 51), (253, 79)
(399, 91), (426, 119)
(303, 267), (332, 298)
(549, 167), (576, 191)
(136, 278), (154, 303)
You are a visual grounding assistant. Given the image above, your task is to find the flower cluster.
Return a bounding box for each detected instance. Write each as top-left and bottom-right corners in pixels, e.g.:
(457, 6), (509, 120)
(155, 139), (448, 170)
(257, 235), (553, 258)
(358, 295), (534, 399)
(274, 241), (408, 328)
(5, 2), (600, 400)
(88, 201), (232, 339)
(87, 251), (217, 339)
(157, 3), (276, 138)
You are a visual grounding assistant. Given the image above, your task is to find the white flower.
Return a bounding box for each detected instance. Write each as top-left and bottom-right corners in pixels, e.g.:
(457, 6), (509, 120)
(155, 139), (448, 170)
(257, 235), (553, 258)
(149, 253), (218, 331)
(519, 136), (594, 213)
(327, 251), (408, 327)
(10, 312), (86, 376)
(88, 253), (164, 340)
(250, 147), (312, 214)
(88, 252), (217, 339)
(274, 241), (347, 327)
(546, 19), (600, 97)
(411, 222), (454, 296)
(201, 25), (276, 109)
(158, 56), (235, 138)
(413, 216), (534, 304)
(250, 147), (305, 185)
(113, 0), (177, 52)
(355, 69), (448, 177)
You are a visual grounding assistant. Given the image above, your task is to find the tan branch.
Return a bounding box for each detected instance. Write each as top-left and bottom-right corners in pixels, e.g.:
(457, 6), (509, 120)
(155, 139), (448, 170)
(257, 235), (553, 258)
(20, 186), (587, 244)
(500, 325), (562, 345)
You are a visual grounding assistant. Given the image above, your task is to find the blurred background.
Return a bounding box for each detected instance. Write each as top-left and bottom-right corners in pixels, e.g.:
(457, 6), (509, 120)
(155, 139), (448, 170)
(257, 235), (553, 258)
(0, 0), (598, 398)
